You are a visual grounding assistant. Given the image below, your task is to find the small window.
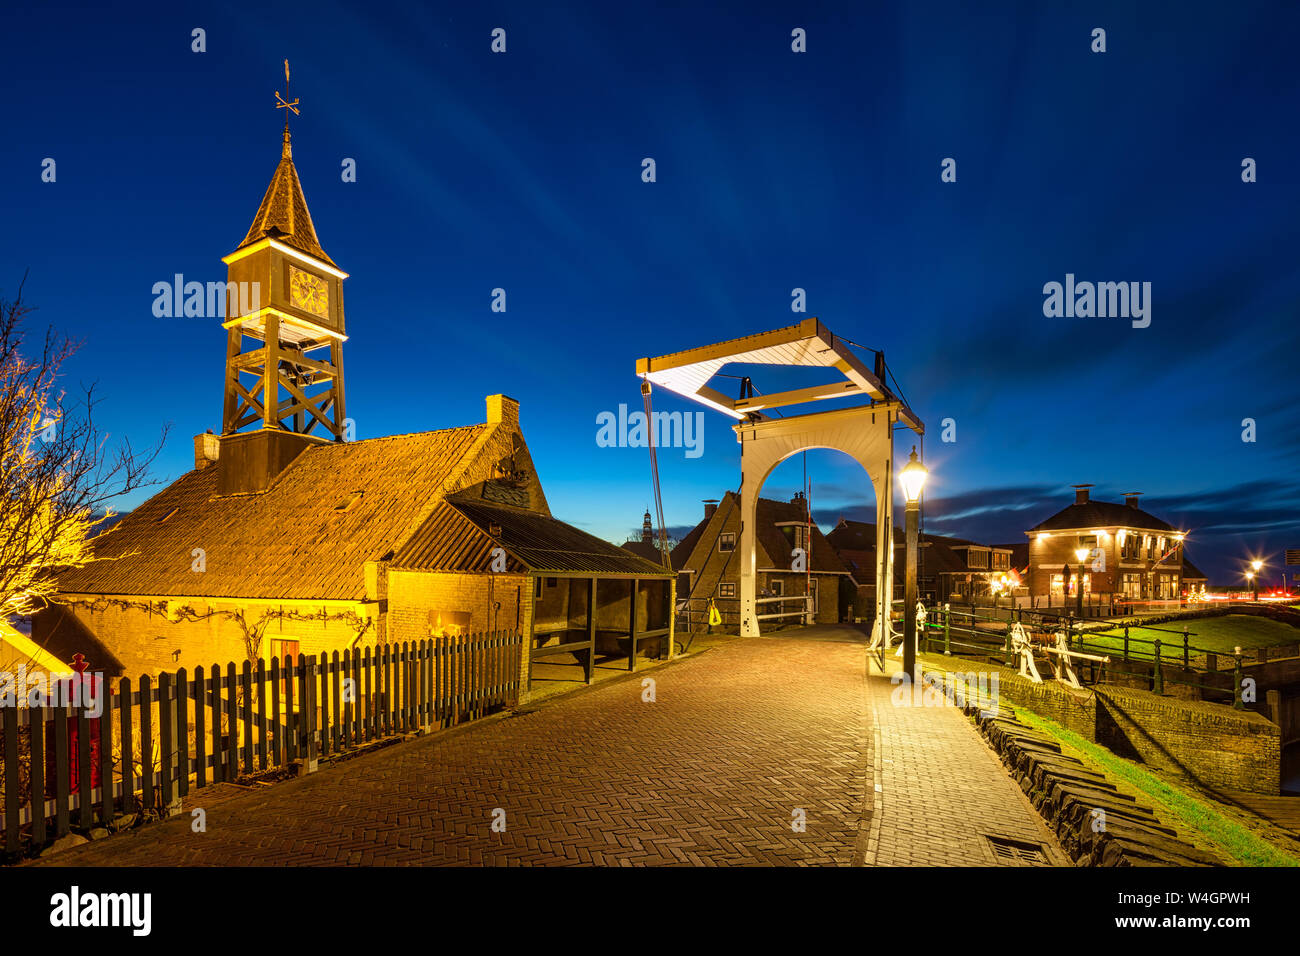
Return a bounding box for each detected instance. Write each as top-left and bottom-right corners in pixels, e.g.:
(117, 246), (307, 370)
(718, 582), (736, 598)
(718, 533), (735, 553)
(770, 579), (784, 597)
(534, 578), (542, 599)
(546, 577), (557, 588)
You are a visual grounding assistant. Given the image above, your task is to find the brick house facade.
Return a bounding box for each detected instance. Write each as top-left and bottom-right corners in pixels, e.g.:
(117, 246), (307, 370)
(670, 492), (852, 630)
(1025, 486), (1189, 609)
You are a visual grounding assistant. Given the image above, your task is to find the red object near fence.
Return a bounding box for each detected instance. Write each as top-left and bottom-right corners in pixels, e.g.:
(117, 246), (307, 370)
(43, 657), (103, 795)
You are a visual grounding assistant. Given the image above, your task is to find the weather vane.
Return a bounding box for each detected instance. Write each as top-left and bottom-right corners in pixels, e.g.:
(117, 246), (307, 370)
(275, 59), (300, 157)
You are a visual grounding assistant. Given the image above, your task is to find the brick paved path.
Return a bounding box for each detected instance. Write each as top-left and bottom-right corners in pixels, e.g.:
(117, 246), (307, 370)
(30, 636), (1065, 866)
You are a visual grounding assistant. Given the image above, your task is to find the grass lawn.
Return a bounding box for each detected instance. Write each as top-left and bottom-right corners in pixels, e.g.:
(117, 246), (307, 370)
(1011, 708), (1300, 867)
(1078, 614), (1299, 664)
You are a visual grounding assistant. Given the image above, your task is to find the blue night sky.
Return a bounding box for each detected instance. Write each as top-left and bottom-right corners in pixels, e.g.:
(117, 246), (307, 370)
(2, 1), (1297, 585)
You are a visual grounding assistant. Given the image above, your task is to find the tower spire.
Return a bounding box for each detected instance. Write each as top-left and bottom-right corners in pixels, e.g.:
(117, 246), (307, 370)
(275, 58), (299, 160)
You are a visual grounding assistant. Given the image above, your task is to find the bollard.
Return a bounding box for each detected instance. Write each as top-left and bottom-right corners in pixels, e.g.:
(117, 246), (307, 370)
(1153, 639), (1164, 695)
(1004, 624), (1014, 668)
(1233, 654), (1245, 710)
(1182, 626), (1190, 669)
(1123, 625), (1129, 660)
(943, 604), (951, 656)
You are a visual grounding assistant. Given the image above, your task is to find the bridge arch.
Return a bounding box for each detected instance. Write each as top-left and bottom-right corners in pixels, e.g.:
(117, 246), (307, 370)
(736, 403), (901, 637)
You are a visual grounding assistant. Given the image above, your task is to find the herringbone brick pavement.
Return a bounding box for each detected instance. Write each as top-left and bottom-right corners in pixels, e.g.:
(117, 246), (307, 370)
(29, 635), (1064, 866)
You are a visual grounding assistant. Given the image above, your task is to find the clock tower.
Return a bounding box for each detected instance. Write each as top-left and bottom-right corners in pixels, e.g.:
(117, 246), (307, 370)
(219, 74), (347, 445)
(213, 66), (348, 495)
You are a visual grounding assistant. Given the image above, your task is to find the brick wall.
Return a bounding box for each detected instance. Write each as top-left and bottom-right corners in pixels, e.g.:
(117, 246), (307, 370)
(1095, 685), (1281, 795)
(921, 654), (1281, 794)
(34, 595), (379, 679)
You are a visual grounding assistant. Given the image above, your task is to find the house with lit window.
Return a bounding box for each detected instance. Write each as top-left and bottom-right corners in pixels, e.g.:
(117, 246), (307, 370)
(1024, 485), (1188, 611)
(670, 492), (852, 629)
(826, 518), (1015, 613)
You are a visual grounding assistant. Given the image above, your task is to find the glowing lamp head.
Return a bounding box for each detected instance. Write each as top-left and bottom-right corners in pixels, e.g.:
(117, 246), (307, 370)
(1246, 571), (1255, 581)
(1251, 559), (1263, 572)
(1075, 547), (1090, 564)
(899, 446), (928, 504)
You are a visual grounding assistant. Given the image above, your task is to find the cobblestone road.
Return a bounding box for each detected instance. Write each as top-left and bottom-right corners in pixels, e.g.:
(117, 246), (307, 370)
(31, 635), (1065, 866)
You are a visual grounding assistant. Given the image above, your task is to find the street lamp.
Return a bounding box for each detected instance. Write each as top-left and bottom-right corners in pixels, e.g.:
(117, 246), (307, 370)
(1074, 546), (1090, 616)
(900, 446), (928, 682)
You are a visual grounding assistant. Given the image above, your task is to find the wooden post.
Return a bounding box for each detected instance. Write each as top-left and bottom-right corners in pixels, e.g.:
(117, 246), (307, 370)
(76, 681), (93, 829)
(362, 646), (373, 741)
(628, 578), (639, 673)
(256, 659), (268, 771)
(241, 660), (254, 773)
(319, 653), (332, 757)
(943, 605), (951, 656)
(1233, 654), (1245, 710)
(1182, 626), (1190, 669)
(668, 577), (677, 659)
(331, 649), (342, 749)
(30, 704), (46, 846)
(226, 663), (239, 779)
(119, 678), (134, 811)
(137, 676), (151, 815)
(3, 705), (19, 851)
(210, 665), (224, 781)
(586, 578), (597, 684)
(175, 668), (189, 799)
(158, 672), (174, 814)
(302, 656), (318, 772)
(296, 655), (309, 760)
(1153, 640), (1164, 695)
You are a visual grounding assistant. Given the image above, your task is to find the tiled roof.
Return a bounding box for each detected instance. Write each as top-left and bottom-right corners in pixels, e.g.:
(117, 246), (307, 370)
(55, 426), (489, 601)
(672, 493), (850, 576)
(392, 498), (670, 576)
(237, 148), (337, 267)
(620, 538), (669, 565)
(1028, 500), (1174, 534)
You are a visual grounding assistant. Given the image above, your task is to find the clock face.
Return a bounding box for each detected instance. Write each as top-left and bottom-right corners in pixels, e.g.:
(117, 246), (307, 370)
(288, 265), (329, 320)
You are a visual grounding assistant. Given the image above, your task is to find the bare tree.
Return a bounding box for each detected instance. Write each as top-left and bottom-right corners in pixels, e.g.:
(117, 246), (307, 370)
(0, 276), (168, 622)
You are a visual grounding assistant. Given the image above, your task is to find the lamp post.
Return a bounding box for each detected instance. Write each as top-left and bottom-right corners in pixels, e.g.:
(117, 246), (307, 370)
(1075, 547), (1090, 617)
(1251, 560), (1262, 602)
(899, 446), (928, 682)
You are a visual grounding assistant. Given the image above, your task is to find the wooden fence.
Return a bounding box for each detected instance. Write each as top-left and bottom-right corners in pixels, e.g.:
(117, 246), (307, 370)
(0, 632), (522, 856)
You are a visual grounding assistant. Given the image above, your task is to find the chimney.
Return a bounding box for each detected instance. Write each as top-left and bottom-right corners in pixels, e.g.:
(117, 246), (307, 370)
(486, 394), (520, 426)
(1072, 483), (1093, 505)
(193, 430), (220, 470)
(1124, 491), (1143, 509)
(703, 499), (719, 520)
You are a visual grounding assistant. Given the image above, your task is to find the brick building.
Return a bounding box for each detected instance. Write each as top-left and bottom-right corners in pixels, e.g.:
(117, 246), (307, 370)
(34, 119), (669, 696)
(1025, 485), (1189, 609)
(670, 492), (853, 629)
(826, 518), (1015, 615)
